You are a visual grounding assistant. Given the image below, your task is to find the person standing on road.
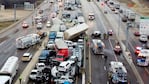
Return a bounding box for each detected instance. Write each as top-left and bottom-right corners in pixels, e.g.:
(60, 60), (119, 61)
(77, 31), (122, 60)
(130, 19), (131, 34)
(104, 55), (108, 62)
(19, 76), (22, 84)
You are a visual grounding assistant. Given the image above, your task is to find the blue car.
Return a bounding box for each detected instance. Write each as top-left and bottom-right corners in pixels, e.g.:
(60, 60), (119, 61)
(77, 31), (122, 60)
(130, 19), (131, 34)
(49, 31), (56, 40)
(38, 50), (50, 62)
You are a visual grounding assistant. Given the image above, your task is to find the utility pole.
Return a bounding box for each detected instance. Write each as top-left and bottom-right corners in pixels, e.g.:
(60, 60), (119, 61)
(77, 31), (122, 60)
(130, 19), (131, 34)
(126, 22), (132, 51)
(118, 4), (120, 37)
(14, 4), (16, 22)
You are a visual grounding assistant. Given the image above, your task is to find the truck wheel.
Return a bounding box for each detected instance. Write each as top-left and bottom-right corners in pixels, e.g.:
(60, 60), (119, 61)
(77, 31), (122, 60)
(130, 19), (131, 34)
(26, 44), (30, 48)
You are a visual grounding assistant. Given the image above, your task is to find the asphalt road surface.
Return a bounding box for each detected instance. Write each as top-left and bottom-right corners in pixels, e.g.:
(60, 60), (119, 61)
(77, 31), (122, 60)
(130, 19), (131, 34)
(0, 1), (52, 84)
(80, 0), (138, 84)
(0, 0), (148, 84)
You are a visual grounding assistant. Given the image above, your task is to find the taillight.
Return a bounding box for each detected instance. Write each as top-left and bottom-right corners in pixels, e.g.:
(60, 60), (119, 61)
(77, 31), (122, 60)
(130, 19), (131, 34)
(136, 50), (140, 54)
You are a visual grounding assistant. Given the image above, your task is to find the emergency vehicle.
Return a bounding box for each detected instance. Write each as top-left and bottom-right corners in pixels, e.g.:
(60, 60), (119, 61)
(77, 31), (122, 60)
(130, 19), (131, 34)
(137, 49), (149, 66)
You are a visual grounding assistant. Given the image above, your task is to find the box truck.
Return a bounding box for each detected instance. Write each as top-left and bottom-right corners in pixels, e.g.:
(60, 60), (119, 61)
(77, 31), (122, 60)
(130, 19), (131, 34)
(53, 39), (72, 62)
(0, 56), (19, 84)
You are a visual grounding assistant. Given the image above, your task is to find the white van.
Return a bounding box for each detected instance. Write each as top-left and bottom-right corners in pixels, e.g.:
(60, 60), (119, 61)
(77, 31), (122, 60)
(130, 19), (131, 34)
(56, 32), (64, 40)
(77, 16), (85, 24)
(60, 24), (67, 32)
(58, 60), (75, 72)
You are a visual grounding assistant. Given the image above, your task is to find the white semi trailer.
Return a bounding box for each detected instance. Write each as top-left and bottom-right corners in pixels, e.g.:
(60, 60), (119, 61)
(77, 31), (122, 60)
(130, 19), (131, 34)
(16, 34), (41, 49)
(64, 23), (88, 40)
(0, 56), (19, 84)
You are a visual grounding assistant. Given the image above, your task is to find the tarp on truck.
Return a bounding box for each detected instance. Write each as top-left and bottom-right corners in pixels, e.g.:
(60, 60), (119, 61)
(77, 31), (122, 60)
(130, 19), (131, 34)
(64, 23), (88, 40)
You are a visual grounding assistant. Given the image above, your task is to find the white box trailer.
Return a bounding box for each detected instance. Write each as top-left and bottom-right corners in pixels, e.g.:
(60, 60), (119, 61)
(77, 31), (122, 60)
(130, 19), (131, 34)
(55, 39), (68, 49)
(50, 24), (60, 32)
(0, 56), (19, 84)
(16, 34), (41, 49)
(64, 23), (88, 40)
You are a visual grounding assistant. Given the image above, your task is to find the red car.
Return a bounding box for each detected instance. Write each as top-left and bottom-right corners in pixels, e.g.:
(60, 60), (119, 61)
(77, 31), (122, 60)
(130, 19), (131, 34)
(108, 29), (113, 36)
(22, 22), (29, 28)
(134, 31), (140, 36)
(114, 45), (122, 54)
(135, 46), (142, 54)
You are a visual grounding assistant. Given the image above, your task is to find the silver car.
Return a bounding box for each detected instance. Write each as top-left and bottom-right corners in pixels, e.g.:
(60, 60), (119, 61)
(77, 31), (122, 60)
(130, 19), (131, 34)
(139, 35), (148, 42)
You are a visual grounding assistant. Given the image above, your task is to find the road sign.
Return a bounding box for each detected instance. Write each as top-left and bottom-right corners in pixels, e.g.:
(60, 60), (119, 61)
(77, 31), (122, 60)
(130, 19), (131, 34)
(139, 17), (149, 35)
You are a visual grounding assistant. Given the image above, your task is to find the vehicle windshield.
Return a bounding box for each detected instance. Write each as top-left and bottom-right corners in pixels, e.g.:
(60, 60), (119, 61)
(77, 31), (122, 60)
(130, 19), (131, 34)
(56, 55), (64, 58)
(31, 72), (37, 75)
(38, 65), (44, 67)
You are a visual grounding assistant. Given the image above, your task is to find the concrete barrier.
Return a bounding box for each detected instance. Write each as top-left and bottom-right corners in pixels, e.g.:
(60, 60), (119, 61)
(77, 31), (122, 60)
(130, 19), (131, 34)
(15, 48), (42, 84)
(82, 72), (85, 84)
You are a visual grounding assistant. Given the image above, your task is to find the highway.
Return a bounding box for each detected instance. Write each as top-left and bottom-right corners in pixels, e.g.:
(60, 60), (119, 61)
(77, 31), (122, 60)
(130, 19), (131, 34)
(0, 1), (52, 84)
(80, 0), (138, 84)
(0, 0), (148, 84)
(99, 1), (149, 84)
(95, 0), (149, 84)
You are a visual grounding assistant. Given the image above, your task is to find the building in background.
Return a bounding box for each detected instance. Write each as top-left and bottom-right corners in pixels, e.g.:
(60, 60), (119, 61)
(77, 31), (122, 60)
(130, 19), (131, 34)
(0, 0), (36, 8)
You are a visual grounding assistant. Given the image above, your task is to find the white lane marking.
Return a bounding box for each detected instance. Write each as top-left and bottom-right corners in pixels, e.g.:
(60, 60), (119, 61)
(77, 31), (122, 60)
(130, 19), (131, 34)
(89, 42), (92, 83)
(145, 68), (149, 75)
(107, 81), (109, 84)
(109, 39), (118, 61)
(104, 66), (106, 70)
(0, 40), (6, 46)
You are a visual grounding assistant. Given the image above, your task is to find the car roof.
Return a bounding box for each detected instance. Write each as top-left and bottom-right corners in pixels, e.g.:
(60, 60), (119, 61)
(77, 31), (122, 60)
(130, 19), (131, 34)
(89, 12), (94, 15)
(36, 63), (45, 66)
(94, 31), (101, 33)
(31, 69), (38, 72)
(59, 60), (74, 67)
(23, 53), (31, 56)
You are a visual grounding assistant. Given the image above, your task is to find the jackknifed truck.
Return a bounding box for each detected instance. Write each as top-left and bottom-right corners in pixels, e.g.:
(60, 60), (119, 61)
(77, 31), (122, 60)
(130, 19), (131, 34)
(64, 23), (88, 40)
(16, 34), (41, 49)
